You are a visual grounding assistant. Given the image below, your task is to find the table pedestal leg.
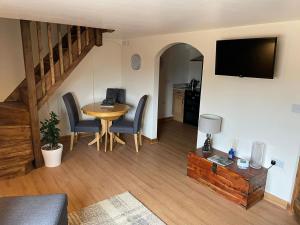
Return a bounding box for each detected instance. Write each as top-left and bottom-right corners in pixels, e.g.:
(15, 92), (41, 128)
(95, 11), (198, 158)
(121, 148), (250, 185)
(100, 119), (127, 151)
(101, 119), (108, 152)
(114, 135), (125, 145)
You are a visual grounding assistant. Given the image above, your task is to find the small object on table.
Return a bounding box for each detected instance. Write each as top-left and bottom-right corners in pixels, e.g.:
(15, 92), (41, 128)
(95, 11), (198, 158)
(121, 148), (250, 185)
(228, 147), (235, 159)
(237, 158), (250, 169)
(199, 114), (222, 153)
(101, 98), (115, 107)
(250, 141), (265, 169)
(207, 155), (233, 166)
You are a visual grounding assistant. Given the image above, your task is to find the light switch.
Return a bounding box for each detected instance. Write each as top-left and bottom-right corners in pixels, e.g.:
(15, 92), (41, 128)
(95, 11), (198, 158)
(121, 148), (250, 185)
(292, 104), (300, 113)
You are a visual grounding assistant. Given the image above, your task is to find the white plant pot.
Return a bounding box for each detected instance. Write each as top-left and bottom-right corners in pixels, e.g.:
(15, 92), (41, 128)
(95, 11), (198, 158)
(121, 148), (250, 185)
(41, 143), (63, 167)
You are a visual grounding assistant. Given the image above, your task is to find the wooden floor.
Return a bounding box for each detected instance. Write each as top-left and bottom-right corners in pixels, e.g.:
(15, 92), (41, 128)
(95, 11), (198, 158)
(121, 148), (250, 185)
(0, 120), (297, 225)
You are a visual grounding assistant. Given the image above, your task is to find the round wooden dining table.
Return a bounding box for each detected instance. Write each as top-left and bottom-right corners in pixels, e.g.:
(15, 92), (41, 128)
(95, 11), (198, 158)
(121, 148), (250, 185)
(81, 103), (130, 152)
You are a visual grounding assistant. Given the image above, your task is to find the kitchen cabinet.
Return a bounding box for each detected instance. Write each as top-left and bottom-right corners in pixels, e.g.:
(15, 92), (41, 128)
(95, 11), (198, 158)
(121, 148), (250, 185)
(172, 89), (185, 122)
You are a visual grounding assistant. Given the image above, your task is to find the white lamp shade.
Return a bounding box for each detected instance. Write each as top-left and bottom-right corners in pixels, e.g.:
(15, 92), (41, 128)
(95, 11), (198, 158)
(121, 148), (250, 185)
(199, 114), (222, 134)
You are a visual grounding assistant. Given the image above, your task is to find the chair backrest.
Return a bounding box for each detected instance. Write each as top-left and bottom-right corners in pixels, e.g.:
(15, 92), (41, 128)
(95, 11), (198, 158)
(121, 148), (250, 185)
(106, 88), (126, 104)
(62, 93), (79, 132)
(133, 95), (148, 133)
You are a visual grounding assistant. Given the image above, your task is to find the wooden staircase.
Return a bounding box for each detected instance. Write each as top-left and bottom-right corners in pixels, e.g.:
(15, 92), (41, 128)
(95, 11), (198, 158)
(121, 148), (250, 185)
(0, 20), (113, 179)
(0, 102), (33, 179)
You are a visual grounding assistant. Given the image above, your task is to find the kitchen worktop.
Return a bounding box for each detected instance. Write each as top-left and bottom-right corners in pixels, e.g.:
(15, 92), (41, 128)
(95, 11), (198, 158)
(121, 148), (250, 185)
(173, 83), (200, 92)
(173, 86), (201, 92)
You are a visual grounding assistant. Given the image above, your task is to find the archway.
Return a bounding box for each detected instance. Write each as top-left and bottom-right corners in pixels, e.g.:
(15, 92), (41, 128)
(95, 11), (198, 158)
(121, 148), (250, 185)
(153, 42), (204, 147)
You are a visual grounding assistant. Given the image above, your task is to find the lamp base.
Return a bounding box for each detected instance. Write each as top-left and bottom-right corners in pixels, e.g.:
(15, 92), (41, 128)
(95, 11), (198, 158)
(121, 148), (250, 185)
(202, 134), (212, 153)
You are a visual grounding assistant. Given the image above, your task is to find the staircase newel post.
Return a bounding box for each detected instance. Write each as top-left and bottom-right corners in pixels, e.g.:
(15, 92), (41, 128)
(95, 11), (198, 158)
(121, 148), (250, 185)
(20, 20), (43, 168)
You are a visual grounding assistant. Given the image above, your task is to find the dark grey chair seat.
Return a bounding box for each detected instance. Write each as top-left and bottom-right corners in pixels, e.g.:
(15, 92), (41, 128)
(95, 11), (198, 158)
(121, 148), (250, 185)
(74, 119), (100, 132)
(0, 194), (68, 225)
(110, 119), (134, 134)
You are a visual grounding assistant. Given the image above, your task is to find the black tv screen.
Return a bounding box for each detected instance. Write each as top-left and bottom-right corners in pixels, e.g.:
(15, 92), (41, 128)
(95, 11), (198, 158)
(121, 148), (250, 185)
(215, 37), (277, 79)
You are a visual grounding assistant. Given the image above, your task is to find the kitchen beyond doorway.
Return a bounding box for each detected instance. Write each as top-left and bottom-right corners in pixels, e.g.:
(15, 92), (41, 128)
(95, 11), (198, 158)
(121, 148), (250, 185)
(157, 43), (203, 148)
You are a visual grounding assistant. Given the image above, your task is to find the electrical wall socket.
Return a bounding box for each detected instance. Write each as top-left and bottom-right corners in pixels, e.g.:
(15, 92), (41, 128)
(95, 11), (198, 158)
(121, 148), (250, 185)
(271, 158), (284, 169)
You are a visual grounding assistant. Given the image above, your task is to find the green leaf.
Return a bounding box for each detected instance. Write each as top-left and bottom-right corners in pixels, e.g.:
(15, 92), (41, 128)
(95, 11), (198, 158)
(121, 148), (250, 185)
(40, 111), (61, 149)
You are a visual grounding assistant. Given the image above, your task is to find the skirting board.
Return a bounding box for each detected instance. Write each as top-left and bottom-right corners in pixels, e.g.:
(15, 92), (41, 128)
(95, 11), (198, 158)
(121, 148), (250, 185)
(158, 116), (174, 122)
(142, 135), (158, 144)
(264, 192), (288, 209)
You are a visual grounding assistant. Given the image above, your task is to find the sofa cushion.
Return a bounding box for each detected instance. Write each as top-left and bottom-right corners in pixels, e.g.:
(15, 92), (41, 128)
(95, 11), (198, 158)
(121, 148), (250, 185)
(0, 194), (68, 225)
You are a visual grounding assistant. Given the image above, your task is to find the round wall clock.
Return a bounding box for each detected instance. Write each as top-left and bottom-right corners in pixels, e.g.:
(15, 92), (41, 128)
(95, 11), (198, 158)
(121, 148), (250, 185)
(131, 54), (141, 70)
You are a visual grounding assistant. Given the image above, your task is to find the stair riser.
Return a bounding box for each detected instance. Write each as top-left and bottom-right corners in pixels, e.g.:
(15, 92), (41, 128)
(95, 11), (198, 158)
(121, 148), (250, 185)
(0, 126), (31, 141)
(0, 111), (30, 125)
(0, 143), (32, 160)
(0, 162), (32, 179)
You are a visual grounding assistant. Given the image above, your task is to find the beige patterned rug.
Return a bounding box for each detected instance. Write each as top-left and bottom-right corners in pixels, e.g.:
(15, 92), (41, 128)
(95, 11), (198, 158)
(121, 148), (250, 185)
(69, 192), (166, 225)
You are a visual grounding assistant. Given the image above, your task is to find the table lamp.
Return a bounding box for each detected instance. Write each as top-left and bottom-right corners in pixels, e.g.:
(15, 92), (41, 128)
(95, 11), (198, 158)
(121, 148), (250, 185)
(199, 114), (222, 152)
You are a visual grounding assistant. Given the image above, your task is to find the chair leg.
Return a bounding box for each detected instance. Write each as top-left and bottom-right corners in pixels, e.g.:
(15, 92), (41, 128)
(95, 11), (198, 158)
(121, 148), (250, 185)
(74, 132), (78, 143)
(138, 132), (142, 146)
(134, 134), (139, 153)
(70, 132), (75, 151)
(110, 133), (113, 151)
(96, 132), (100, 151)
(105, 131), (108, 153)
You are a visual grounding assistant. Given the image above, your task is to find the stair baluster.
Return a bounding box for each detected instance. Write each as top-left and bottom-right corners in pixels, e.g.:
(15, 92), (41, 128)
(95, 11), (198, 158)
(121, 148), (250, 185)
(47, 23), (55, 85)
(77, 26), (81, 55)
(85, 27), (90, 46)
(67, 25), (73, 64)
(57, 24), (64, 76)
(36, 22), (46, 96)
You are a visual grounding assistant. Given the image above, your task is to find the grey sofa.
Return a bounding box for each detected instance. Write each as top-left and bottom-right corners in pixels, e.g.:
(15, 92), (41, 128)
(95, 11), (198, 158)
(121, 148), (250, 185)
(0, 194), (68, 225)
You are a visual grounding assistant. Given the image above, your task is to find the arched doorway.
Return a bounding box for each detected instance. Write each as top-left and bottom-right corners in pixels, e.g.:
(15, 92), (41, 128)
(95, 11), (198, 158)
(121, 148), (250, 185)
(154, 43), (204, 148)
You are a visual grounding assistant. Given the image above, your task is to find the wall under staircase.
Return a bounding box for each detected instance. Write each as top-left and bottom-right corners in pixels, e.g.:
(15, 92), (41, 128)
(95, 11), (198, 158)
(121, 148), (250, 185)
(0, 20), (113, 179)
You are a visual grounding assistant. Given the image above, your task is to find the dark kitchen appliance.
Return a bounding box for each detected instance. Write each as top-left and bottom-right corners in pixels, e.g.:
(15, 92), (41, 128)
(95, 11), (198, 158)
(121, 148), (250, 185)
(215, 37), (277, 79)
(189, 79), (199, 91)
(184, 89), (200, 126)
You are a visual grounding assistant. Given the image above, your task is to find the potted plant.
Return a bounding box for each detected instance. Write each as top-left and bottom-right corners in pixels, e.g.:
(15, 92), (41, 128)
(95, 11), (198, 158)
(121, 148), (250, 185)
(40, 111), (63, 167)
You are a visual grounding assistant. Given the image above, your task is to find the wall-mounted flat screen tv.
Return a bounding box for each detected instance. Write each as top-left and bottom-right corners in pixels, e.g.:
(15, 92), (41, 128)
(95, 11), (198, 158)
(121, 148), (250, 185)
(215, 37), (277, 79)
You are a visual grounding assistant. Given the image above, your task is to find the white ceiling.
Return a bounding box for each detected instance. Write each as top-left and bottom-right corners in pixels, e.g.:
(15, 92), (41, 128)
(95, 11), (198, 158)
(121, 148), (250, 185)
(0, 0), (300, 38)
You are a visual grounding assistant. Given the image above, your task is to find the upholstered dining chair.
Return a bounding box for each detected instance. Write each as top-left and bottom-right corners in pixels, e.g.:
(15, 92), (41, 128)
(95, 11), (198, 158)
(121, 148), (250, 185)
(63, 92), (101, 151)
(106, 88), (126, 104)
(106, 88), (126, 123)
(109, 95), (148, 152)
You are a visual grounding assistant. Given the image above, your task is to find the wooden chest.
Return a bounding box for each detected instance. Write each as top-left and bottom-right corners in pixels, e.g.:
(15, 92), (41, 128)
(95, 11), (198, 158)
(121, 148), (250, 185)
(187, 149), (268, 209)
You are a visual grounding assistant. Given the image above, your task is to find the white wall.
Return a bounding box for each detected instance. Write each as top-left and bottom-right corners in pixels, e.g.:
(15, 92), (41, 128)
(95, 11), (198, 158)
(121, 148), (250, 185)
(39, 38), (122, 135)
(121, 20), (300, 202)
(0, 18), (25, 101)
(158, 44), (202, 118)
